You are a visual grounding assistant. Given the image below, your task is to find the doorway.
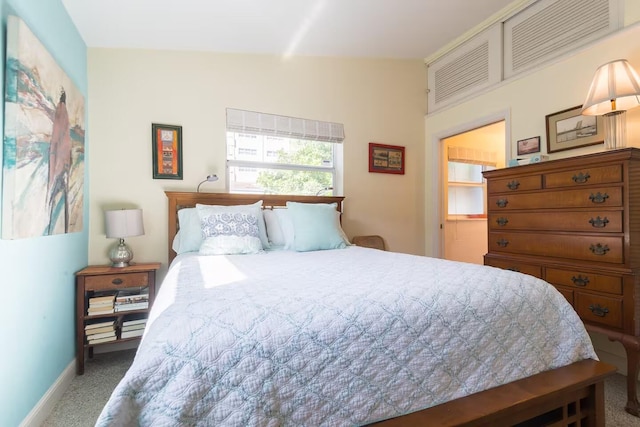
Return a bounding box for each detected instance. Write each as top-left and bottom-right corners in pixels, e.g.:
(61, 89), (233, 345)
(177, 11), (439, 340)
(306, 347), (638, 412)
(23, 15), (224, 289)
(441, 121), (506, 264)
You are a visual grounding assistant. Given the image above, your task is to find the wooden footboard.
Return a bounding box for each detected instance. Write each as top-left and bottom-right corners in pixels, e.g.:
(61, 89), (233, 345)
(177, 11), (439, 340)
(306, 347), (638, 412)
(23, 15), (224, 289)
(369, 359), (615, 427)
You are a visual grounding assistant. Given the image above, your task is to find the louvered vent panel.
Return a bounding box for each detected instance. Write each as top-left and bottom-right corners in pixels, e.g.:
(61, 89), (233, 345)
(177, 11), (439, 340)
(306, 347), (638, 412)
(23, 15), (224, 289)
(434, 42), (489, 104)
(509, 0), (611, 74)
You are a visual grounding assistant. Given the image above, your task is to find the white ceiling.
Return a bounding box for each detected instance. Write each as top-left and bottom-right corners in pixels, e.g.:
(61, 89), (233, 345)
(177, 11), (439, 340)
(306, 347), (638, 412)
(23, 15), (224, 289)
(61, 0), (516, 60)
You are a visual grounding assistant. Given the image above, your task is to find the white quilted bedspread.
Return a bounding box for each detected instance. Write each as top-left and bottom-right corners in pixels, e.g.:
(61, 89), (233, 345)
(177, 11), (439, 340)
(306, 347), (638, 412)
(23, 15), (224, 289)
(96, 247), (596, 426)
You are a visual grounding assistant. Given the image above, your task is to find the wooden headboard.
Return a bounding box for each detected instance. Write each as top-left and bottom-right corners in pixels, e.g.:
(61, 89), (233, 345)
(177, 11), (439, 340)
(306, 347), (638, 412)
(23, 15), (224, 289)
(165, 191), (345, 263)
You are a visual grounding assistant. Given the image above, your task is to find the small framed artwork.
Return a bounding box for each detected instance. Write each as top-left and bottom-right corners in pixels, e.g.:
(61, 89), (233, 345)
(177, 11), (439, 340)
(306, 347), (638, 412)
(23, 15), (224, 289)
(369, 142), (405, 175)
(152, 123), (183, 179)
(546, 105), (604, 153)
(517, 136), (541, 156)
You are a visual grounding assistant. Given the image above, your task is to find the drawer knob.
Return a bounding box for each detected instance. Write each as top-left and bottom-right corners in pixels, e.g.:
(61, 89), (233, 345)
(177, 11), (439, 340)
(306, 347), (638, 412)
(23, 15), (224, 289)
(571, 275), (590, 287)
(588, 304), (609, 317)
(506, 180), (520, 190)
(572, 172), (591, 183)
(507, 267), (520, 272)
(589, 192), (609, 204)
(588, 216), (609, 228)
(496, 238), (509, 247)
(112, 278), (124, 285)
(589, 244), (610, 256)
(496, 217), (509, 226)
(496, 198), (508, 208)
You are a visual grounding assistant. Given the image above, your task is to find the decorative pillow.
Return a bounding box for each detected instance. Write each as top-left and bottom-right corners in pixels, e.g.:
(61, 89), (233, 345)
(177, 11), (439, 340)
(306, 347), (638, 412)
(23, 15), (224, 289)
(172, 208), (202, 254)
(198, 211), (263, 255)
(263, 209), (286, 247)
(195, 201), (270, 249)
(274, 208), (295, 250)
(285, 202), (349, 252)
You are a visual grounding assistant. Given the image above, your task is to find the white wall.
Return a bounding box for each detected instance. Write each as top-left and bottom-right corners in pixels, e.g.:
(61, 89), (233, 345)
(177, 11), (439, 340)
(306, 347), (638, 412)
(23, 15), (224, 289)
(88, 50), (426, 270)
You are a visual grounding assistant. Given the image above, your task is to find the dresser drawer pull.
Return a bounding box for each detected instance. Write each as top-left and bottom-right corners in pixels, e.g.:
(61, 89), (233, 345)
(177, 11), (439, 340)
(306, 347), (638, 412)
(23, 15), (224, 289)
(112, 278), (124, 285)
(589, 192), (609, 204)
(496, 199), (508, 208)
(588, 216), (609, 228)
(571, 275), (590, 287)
(589, 244), (610, 256)
(507, 267), (520, 272)
(506, 180), (520, 190)
(588, 304), (609, 317)
(572, 172), (591, 183)
(496, 217), (509, 226)
(496, 238), (509, 247)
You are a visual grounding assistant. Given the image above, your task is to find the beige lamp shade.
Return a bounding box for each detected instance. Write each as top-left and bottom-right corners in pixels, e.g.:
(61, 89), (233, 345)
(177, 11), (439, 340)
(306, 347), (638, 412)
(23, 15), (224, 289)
(581, 59), (640, 116)
(105, 209), (145, 238)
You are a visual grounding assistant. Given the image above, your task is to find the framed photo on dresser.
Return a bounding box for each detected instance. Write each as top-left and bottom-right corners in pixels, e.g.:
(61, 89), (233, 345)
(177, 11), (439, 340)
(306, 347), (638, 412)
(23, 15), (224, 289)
(545, 105), (604, 153)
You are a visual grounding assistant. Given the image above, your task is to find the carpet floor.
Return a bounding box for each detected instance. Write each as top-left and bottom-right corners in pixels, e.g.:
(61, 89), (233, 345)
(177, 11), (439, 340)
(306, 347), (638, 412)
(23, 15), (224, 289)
(42, 350), (640, 426)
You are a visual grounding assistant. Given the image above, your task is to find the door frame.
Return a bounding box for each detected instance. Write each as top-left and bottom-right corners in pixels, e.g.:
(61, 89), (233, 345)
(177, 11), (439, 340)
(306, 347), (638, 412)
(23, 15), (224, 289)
(428, 109), (511, 258)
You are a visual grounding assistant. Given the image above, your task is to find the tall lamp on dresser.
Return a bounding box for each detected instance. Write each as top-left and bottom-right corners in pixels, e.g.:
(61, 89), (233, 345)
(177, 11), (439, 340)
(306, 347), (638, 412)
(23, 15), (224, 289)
(483, 148), (640, 417)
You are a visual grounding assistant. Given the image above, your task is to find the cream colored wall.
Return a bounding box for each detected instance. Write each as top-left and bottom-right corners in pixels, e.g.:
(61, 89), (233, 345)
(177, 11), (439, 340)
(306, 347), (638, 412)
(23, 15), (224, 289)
(87, 49), (426, 271)
(425, 8), (640, 376)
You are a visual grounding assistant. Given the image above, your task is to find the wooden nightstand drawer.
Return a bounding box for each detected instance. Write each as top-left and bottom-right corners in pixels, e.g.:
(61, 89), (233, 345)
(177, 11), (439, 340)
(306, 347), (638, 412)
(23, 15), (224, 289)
(544, 164), (622, 188)
(575, 293), (623, 329)
(84, 272), (149, 291)
(545, 268), (622, 295)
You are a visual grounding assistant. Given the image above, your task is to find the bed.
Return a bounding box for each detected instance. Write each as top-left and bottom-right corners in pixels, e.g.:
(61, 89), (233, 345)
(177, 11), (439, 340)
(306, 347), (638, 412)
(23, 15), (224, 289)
(95, 191), (615, 426)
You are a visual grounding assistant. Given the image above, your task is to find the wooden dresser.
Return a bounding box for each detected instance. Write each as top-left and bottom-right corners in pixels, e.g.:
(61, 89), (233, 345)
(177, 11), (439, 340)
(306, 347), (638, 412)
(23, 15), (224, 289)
(483, 148), (640, 417)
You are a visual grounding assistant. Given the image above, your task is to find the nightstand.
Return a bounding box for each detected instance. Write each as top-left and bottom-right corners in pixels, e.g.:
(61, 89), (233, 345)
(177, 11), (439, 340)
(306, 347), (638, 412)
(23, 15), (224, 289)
(75, 262), (161, 375)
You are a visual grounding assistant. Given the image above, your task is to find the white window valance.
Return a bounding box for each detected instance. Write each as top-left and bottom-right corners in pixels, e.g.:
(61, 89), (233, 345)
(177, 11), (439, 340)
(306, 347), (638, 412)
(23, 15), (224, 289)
(448, 146), (497, 167)
(226, 108), (345, 143)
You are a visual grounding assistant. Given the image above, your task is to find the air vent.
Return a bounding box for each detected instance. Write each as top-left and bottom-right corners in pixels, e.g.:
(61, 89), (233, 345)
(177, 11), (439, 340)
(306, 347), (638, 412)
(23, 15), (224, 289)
(504, 0), (620, 78)
(427, 25), (501, 113)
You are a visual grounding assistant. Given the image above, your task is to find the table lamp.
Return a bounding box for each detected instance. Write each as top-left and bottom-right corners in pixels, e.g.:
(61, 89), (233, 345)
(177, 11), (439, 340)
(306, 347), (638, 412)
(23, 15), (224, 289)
(581, 59), (640, 149)
(104, 209), (145, 267)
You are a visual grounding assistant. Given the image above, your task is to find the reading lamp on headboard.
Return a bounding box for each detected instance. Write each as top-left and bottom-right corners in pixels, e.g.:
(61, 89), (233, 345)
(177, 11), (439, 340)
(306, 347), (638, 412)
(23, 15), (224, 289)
(197, 174), (219, 192)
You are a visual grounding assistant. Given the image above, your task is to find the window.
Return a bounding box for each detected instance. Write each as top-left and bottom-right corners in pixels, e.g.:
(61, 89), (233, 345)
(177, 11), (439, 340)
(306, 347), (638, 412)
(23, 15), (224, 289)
(446, 146), (497, 219)
(226, 109), (344, 195)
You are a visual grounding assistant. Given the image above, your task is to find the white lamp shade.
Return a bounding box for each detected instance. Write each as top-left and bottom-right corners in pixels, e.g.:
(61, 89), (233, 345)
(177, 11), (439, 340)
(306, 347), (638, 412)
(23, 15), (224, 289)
(105, 209), (145, 238)
(582, 59), (640, 116)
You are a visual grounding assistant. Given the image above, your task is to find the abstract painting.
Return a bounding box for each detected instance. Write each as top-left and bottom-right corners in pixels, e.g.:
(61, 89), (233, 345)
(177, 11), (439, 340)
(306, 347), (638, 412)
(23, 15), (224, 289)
(2, 15), (85, 239)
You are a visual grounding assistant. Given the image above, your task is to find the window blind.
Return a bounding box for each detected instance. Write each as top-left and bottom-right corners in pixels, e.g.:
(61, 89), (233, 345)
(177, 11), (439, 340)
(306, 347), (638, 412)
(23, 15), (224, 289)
(448, 146), (497, 167)
(226, 108), (345, 143)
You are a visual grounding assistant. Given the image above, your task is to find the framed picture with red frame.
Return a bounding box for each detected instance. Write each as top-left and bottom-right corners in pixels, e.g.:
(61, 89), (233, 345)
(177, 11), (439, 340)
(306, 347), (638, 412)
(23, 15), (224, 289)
(152, 123), (183, 179)
(369, 142), (405, 174)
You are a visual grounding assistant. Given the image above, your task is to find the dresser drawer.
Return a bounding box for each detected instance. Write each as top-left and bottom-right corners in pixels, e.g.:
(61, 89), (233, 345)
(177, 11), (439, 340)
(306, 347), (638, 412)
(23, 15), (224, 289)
(488, 232), (624, 264)
(575, 293), (623, 329)
(487, 174), (541, 194)
(544, 164), (622, 189)
(488, 186), (622, 210)
(84, 272), (149, 291)
(484, 258), (542, 278)
(545, 268), (623, 295)
(488, 210), (623, 232)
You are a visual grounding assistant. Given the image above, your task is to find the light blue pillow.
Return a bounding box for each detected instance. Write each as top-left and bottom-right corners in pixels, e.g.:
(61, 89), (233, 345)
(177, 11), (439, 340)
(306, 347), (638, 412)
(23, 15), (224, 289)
(198, 211), (262, 255)
(172, 208), (202, 254)
(286, 202), (348, 252)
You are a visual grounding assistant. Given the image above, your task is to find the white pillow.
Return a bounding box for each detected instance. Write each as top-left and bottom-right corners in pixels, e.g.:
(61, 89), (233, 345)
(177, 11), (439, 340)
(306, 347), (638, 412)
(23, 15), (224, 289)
(195, 201), (270, 249)
(274, 208), (295, 250)
(263, 209), (286, 247)
(198, 211), (262, 255)
(172, 208), (202, 254)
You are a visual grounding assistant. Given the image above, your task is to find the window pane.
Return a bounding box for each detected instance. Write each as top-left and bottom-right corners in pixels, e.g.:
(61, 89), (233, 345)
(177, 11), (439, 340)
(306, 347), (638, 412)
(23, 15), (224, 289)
(228, 165), (333, 195)
(227, 133), (333, 168)
(448, 186), (484, 215)
(448, 162), (483, 183)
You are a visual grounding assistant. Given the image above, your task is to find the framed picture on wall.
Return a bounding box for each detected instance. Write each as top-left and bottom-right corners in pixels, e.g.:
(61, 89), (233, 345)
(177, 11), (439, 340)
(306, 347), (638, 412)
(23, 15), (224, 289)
(546, 105), (604, 153)
(369, 143), (405, 174)
(152, 123), (183, 179)
(516, 136), (541, 156)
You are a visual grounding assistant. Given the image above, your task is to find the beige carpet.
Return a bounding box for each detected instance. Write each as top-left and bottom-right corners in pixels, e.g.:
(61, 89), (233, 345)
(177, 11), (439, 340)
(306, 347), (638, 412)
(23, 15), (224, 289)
(43, 350), (640, 426)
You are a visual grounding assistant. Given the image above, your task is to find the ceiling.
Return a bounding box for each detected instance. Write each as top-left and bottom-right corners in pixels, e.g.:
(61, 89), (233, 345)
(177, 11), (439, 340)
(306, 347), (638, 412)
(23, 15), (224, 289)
(61, 0), (516, 60)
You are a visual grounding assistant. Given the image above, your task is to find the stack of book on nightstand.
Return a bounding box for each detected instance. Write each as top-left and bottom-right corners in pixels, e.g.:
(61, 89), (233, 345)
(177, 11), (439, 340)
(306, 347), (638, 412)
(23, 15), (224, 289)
(87, 293), (115, 316)
(85, 319), (116, 344)
(121, 314), (148, 339)
(114, 287), (149, 312)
